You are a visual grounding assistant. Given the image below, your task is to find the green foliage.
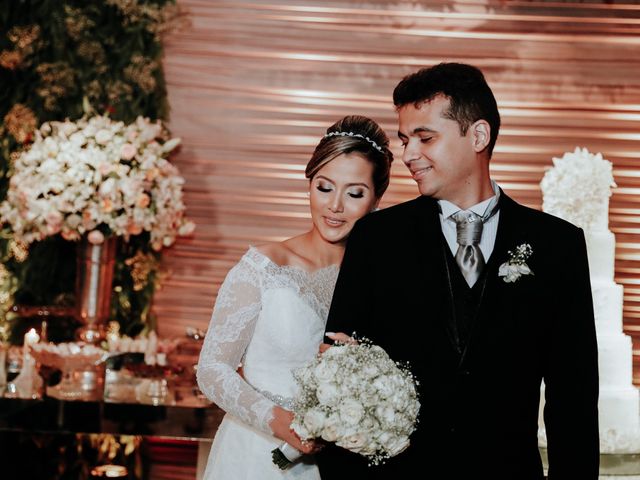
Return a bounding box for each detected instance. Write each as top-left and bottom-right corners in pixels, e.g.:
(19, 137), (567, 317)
(0, 0), (178, 340)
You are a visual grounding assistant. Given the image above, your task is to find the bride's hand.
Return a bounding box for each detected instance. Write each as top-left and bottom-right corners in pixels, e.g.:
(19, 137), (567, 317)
(269, 405), (321, 454)
(319, 332), (357, 354)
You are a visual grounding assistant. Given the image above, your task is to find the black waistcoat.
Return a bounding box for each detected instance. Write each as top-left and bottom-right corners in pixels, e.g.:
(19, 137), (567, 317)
(442, 236), (490, 352)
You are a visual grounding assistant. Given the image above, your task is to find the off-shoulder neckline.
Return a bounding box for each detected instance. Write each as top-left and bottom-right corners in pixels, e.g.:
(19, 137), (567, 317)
(247, 246), (340, 275)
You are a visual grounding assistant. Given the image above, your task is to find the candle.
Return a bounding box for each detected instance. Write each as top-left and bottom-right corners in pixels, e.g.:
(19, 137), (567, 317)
(23, 328), (40, 360)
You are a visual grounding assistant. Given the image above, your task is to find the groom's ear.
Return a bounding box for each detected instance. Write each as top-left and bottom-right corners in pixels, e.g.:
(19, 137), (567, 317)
(471, 120), (491, 153)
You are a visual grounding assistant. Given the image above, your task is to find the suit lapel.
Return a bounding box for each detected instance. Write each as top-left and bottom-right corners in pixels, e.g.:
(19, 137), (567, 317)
(411, 196), (461, 355)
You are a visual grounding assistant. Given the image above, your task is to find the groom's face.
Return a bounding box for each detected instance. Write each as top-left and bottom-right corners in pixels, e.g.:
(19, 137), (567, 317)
(397, 95), (478, 205)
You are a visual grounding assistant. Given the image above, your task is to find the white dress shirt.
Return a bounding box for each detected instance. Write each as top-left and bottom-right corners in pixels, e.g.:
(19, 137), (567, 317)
(438, 181), (501, 262)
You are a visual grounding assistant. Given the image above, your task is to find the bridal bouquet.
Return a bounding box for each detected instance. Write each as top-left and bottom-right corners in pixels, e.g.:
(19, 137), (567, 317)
(272, 339), (420, 469)
(0, 114), (194, 249)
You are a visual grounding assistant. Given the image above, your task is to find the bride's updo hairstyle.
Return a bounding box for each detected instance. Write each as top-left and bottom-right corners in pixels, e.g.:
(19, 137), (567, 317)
(305, 115), (394, 199)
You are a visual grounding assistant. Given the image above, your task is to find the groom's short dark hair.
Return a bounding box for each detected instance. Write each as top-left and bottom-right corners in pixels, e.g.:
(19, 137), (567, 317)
(393, 63), (501, 157)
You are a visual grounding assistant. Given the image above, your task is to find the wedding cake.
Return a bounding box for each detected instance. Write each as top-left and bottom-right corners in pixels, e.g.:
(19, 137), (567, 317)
(539, 147), (640, 453)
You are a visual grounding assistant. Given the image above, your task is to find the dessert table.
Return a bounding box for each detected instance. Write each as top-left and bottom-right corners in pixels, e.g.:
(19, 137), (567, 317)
(0, 338), (221, 479)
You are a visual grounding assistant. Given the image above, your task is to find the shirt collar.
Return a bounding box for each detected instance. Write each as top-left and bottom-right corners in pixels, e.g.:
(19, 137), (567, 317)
(438, 180), (500, 220)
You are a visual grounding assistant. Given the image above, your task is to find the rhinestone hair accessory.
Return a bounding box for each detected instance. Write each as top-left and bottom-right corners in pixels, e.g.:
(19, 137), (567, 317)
(324, 131), (384, 153)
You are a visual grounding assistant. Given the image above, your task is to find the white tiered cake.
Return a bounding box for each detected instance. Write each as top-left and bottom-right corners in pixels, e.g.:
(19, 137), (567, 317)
(540, 147), (640, 453)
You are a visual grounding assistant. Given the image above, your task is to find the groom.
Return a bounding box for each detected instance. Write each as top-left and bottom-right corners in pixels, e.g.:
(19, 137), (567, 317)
(316, 63), (599, 479)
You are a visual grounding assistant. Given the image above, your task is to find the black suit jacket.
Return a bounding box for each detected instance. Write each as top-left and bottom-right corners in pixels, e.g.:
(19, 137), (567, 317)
(317, 193), (599, 480)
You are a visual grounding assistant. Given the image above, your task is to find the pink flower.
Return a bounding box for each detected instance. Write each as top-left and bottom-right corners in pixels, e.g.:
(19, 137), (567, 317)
(120, 143), (137, 161)
(98, 162), (115, 176)
(87, 230), (105, 245)
(136, 193), (150, 209)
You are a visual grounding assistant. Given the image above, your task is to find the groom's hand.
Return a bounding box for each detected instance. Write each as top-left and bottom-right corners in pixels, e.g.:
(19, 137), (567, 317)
(319, 332), (357, 354)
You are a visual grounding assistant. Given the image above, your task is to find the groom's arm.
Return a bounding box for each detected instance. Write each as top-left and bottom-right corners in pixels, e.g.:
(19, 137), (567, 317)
(544, 227), (599, 479)
(326, 217), (375, 340)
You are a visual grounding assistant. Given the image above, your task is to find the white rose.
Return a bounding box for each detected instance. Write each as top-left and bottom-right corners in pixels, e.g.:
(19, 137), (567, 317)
(320, 415), (341, 442)
(95, 129), (113, 145)
(303, 408), (326, 436)
(314, 361), (337, 383)
(69, 132), (86, 146)
(373, 375), (394, 399)
(60, 121), (77, 137)
(40, 158), (59, 174)
(339, 398), (364, 425)
(99, 178), (116, 197)
(362, 363), (380, 379)
(316, 381), (339, 406)
(336, 430), (368, 454)
(391, 392), (410, 410)
(376, 405), (396, 425)
(385, 436), (410, 457)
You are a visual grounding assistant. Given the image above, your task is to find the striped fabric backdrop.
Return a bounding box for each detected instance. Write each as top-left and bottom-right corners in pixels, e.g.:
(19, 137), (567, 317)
(159, 0), (640, 382)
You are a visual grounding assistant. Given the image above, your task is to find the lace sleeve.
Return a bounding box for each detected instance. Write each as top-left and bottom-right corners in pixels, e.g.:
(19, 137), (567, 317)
(196, 254), (276, 435)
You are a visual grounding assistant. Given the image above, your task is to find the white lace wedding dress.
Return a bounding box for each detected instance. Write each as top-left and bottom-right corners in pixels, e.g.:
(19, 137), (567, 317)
(197, 247), (339, 479)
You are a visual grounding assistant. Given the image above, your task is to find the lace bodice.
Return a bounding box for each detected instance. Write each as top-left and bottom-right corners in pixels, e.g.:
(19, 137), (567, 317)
(197, 247), (339, 435)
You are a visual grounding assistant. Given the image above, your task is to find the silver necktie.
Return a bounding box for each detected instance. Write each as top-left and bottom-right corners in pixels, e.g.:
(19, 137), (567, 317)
(451, 210), (485, 287)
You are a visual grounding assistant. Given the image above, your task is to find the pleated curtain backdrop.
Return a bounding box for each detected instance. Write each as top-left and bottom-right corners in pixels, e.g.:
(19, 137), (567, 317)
(159, 0), (640, 382)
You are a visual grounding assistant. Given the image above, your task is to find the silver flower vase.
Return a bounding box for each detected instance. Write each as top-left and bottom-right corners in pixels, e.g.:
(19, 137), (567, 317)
(75, 236), (117, 343)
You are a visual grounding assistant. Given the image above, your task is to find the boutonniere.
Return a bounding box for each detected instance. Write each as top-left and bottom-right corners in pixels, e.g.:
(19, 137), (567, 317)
(499, 243), (533, 283)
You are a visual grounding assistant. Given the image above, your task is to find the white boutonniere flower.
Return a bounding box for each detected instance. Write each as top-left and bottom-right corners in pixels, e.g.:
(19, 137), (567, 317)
(499, 243), (534, 283)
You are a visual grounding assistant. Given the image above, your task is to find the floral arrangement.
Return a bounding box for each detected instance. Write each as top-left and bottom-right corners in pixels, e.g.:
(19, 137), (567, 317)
(0, 114), (194, 249)
(273, 339), (420, 469)
(540, 147), (616, 230)
(498, 243), (533, 283)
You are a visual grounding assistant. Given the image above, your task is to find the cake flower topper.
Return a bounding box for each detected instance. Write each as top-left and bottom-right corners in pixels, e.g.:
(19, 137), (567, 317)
(499, 243), (533, 283)
(540, 147), (616, 230)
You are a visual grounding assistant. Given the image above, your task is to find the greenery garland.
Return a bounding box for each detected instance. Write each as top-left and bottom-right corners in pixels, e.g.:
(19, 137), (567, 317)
(0, 0), (183, 342)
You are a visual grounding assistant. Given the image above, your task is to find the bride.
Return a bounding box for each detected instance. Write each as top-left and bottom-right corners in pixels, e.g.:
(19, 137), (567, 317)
(196, 115), (393, 479)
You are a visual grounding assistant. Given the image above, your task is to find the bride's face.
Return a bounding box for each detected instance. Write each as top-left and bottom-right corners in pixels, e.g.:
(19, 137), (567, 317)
(309, 152), (378, 245)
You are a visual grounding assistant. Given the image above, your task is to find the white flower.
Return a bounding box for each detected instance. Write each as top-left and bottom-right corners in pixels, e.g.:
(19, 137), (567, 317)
(499, 263), (531, 283)
(373, 375), (395, 399)
(541, 147), (616, 230)
(376, 405), (396, 425)
(303, 408), (326, 435)
(316, 381), (339, 406)
(314, 361), (337, 383)
(498, 243), (533, 283)
(95, 129), (113, 145)
(339, 398), (365, 425)
(385, 436), (410, 457)
(337, 430), (368, 454)
(0, 115), (193, 250)
(99, 178), (117, 197)
(287, 340), (420, 466)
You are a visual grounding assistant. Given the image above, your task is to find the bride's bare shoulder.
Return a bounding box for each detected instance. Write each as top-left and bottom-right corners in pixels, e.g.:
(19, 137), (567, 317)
(253, 242), (289, 267)
(254, 236), (310, 268)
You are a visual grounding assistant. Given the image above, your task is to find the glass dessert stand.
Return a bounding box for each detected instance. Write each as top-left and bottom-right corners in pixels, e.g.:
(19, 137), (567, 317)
(30, 343), (110, 401)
